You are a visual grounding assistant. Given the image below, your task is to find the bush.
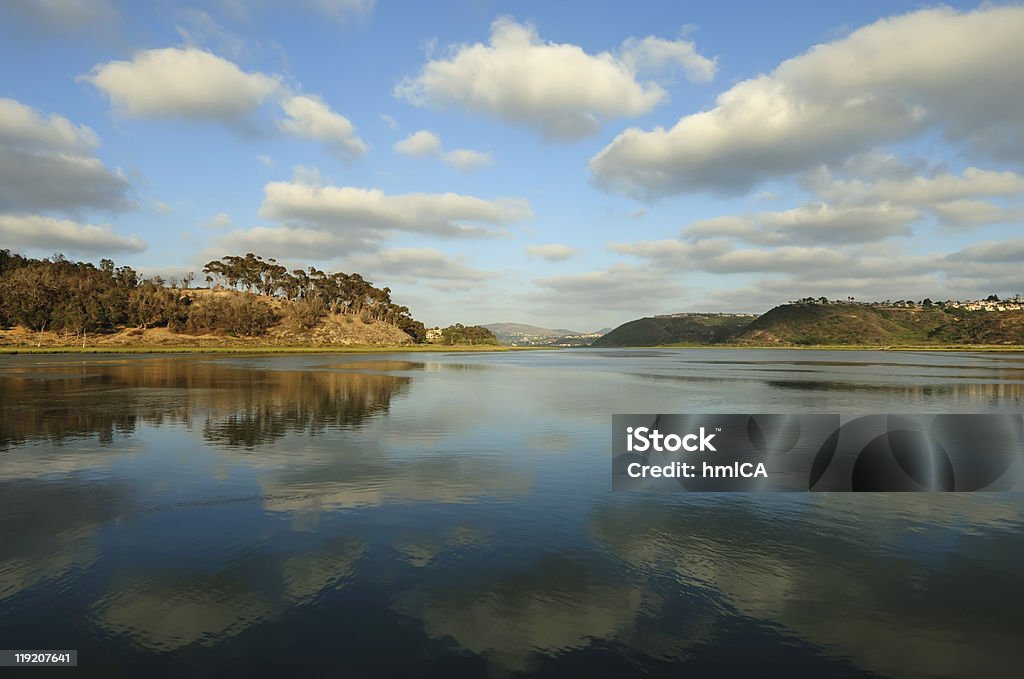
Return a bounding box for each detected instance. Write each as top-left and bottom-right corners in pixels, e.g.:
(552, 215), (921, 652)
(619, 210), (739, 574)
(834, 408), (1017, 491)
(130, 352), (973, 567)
(290, 297), (326, 330)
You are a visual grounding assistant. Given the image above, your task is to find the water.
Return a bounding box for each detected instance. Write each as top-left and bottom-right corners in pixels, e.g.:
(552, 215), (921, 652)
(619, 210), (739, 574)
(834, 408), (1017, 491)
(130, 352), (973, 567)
(1, 349), (1022, 677)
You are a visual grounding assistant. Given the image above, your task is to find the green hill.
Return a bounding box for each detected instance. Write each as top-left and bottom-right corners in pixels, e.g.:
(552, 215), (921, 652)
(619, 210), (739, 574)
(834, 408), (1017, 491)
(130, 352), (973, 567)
(591, 314), (754, 347)
(593, 304), (1024, 347)
(737, 303), (1024, 346)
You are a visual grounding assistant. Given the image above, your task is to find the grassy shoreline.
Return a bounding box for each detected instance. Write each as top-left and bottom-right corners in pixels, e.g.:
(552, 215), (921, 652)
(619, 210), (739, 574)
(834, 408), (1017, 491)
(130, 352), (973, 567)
(650, 343), (1024, 352)
(2, 343), (1022, 355)
(0, 344), (540, 355)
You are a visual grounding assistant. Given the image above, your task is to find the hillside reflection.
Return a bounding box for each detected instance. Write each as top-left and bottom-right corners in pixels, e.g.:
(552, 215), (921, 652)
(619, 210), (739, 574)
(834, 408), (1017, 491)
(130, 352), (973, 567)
(0, 358), (410, 449)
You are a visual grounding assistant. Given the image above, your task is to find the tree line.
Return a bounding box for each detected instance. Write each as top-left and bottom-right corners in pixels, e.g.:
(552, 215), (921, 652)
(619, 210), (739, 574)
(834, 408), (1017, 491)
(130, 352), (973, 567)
(0, 250), (426, 342)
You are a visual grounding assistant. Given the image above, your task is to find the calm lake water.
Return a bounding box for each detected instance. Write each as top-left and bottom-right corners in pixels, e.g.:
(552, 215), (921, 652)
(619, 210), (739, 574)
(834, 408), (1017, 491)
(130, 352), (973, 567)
(1, 349), (1022, 677)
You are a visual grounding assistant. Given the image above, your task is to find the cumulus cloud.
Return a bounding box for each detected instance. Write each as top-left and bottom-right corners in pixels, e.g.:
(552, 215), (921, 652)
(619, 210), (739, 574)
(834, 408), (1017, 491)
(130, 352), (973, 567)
(393, 130), (493, 171)
(946, 238), (1024, 265)
(395, 17), (715, 140)
(807, 164), (1024, 207)
(214, 225), (377, 260)
(0, 98), (131, 214)
(0, 97), (98, 151)
(393, 130), (441, 157)
(619, 35), (717, 82)
(591, 5), (1024, 197)
(278, 94), (368, 160)
(680, 203), (918, 246)
(84, 49), (372, 160)
(526, 244), (578, 262)
(82, 47), (281, 121)
(258, 178), (532, 240)
(347, 247), (492, 289)
(929, 200), (1023, 228)
(0, 214), (145, 253)
(0, 148), (131, 214)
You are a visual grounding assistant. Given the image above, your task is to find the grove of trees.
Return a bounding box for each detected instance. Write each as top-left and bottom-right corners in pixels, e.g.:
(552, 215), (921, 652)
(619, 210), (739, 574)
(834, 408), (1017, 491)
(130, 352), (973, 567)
(438, 323), (498, 345)
(0, 250), (426, 342)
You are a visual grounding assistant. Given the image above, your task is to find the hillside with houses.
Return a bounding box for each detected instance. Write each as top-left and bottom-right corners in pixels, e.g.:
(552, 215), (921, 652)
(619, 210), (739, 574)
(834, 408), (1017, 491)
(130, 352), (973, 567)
(594, 299), (1024, 347)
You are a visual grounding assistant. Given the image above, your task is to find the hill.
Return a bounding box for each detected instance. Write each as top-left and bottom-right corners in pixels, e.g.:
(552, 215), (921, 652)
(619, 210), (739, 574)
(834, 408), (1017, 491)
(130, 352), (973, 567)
(736, 303), (1024, 346)
(592, 314), (754, 347)
(0, 250), (430, 349)
(593, 304), (1024, 347)
(483, 323), (584, 338)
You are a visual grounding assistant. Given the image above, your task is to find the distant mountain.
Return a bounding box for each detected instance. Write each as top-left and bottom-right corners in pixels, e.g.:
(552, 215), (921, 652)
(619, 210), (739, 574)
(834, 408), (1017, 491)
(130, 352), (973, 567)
(483, 323), (584, 338)
(591, 327), (613, 335)
(592, 314), (753, 347)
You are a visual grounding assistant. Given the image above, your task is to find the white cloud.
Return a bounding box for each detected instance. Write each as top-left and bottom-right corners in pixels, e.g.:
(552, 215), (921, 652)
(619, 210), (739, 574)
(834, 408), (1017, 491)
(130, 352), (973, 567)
(393, 130), (492, 171)
(703, 245), (851, 274)
(681, 203), (918, 245)
(609, 237), (733, 264)
(379, 113), (398, 130)
(395, 17), (714, 140)
(808, 165), (1024, 207)
(84, 49), (370, 159)
(929, 200), (1023, 228)
(83, 47), (281, 121)
(591, 5), (1024, 196)
(347, 247), (492, 288)
(442, 149), (493, 172)
(257, 154), (273, 166)
(215, 225), (376, 260)
(0, 98), (131, 214)
(526, 243), (578, 262)
(0, 97), (99, 151)
(278, 94), (368, 160)
(619, 35), (716, 83)
(757, 203), (917, 244)
(258, 179), (532, 239)
(682, 216), (754, 241)
(0, 214), (145, 253)
(0, 149), (132, 214)
(947, 238), (1024, 265)
(393, 130), (441, 157)
(154, 200), (173, 214)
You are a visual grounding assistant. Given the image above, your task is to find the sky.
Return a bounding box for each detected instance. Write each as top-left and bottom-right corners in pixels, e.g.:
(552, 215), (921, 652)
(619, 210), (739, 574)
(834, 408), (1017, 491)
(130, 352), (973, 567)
(1, 0), (1023, 331)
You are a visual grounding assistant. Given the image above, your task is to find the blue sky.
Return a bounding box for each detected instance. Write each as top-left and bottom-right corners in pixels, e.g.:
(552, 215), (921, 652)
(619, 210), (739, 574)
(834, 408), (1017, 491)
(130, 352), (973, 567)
(1, 1), (1023, 330)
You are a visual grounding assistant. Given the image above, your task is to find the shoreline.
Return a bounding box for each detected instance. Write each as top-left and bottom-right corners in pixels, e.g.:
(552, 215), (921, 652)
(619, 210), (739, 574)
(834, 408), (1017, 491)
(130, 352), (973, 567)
(0, 344), (537, 355)
(2, 344), (1022, 355)
(615, 343), (1024, 352)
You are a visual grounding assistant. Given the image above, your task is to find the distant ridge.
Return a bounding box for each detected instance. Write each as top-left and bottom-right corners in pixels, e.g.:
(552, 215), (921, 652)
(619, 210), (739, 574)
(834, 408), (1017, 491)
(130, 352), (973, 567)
(483, 323), (585, 337)
(593, 303), (1024, 347)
